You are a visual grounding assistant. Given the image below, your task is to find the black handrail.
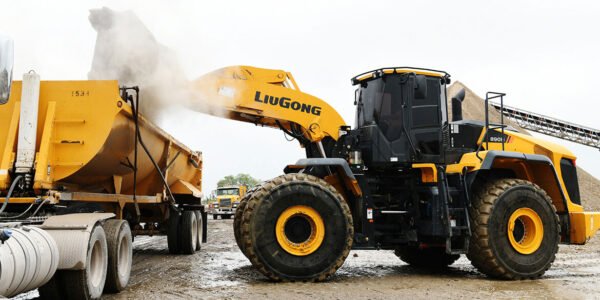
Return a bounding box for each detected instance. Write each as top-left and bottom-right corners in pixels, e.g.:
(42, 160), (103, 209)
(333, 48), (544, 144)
(476, 91), (506, 161)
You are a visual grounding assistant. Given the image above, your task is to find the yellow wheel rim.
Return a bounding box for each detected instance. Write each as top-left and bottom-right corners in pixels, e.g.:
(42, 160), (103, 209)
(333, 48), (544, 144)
(275, 205), (325, 256)
(507, 208), (544, 254)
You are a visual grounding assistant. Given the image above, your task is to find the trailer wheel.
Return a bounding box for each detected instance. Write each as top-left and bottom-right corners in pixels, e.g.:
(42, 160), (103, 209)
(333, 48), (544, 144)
(167, 209), (181, 254)
(62, 224), (108, 299)
(240, 173), (353, 282)
(180, 211), (198, 254)
(467, 179), (560, 279)
(103, 220), (132, 293)
(194, 211), (203, 251)
(395, 246), (460, 268)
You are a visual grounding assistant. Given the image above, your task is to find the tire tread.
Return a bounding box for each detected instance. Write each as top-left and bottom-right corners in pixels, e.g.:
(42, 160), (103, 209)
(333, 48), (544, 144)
(467, 178), (560, 280)
(240, 173), (353, 282)
(103, 219), (132, 293)
(180, 211), (197, 254)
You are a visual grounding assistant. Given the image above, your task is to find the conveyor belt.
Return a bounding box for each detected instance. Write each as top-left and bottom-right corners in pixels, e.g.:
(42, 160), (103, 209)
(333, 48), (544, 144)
(490, 102), (600, 150)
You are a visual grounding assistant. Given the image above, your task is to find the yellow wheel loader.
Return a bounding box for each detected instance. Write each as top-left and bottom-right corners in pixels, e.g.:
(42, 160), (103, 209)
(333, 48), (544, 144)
(195, 65), (599, 282)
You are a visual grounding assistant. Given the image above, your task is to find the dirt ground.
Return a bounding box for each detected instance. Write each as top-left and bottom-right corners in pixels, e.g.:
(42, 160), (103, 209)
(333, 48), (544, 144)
(98, 218), (600, 300)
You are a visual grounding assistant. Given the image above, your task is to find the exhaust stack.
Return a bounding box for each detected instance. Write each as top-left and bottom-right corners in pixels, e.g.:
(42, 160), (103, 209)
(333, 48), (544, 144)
(452, 88), (466, 122)
(15, 71), (41, 179)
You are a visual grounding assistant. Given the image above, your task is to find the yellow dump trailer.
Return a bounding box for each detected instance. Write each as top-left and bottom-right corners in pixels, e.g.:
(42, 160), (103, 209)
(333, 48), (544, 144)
(0, 50), (205, 298)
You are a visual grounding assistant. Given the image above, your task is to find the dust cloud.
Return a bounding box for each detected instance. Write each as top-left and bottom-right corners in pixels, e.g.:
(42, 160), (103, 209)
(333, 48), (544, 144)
(87, 7), (224, 124)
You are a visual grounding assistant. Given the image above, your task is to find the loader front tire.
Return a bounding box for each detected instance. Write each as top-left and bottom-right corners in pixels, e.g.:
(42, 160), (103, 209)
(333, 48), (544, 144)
(240, 173), (353, 282)
(467, 179), (560, 280)
(234, 185), (260, 258)
(395, 246), (459, 268)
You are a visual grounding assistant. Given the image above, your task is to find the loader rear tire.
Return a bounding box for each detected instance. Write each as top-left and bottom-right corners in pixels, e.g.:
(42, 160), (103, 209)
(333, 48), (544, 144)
(103, 219), (132, 293)
(395, 246), (460, 268)
(240, 173), (353, 282)
(467, 179), (560, 280)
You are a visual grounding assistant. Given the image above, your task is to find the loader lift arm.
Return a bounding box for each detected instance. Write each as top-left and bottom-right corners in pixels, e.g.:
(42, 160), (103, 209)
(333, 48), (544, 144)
(191, 66), (347, 156)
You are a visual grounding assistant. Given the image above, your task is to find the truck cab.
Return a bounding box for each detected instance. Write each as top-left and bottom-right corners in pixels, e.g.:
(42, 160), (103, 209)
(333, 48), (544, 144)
(210, 185), (247, 219)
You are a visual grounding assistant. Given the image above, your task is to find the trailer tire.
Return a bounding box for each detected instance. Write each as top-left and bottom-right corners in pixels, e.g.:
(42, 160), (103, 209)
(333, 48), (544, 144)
(38, 274), (62, 300)
(167, 209), (181, 254)
(62, 224), (108, 299)
(103, 220), (132, 293)
(395, 246), (459, 268)
(194, 211), (203, 251)
(180, 211), (198, 254)
(240, 173), (353, 282)
(467, 179), (560, 280)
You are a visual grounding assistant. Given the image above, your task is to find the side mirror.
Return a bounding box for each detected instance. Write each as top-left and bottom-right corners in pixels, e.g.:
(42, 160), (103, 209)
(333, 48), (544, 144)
(0, 36), (14, 105)
(414, 75), (428, 99)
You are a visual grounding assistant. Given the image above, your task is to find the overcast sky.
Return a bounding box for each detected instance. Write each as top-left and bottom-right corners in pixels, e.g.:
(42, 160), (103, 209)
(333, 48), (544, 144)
(1, 0), (599, 196)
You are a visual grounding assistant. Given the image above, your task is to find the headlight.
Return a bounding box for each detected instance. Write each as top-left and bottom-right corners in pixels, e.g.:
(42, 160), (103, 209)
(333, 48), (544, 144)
(233, 203), (238, 208)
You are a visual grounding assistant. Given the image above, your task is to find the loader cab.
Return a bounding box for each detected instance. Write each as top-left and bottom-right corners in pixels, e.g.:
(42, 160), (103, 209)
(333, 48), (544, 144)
(351, 68), (450, 167)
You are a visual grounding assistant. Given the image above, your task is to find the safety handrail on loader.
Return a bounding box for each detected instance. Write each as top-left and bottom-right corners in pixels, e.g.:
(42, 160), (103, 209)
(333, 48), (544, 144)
(476, 91), (507, 161)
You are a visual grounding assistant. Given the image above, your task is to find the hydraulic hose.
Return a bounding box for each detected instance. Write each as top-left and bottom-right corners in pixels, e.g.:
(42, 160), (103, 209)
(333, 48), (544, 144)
(0, 198), (47, 220)
(126, 87), (180, 214)
(0, 175), (23, 215)
(0, 201), (35, 219)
